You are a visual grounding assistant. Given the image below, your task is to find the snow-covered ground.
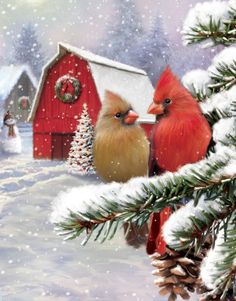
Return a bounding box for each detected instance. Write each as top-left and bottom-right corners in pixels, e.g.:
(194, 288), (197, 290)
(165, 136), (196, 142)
(0, 125), (169, 301)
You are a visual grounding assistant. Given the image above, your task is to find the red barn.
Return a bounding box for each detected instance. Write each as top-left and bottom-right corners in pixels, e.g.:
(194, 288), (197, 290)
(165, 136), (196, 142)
(29, 43), (155, 160)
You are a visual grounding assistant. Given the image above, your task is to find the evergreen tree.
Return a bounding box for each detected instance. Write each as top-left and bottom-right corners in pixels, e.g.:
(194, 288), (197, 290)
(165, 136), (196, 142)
(97, 0), (143, 63)
(13, 23), (45, 78)
(52, 1), (236, 300)
(66, 103), (95, 175)
(128, 16), (171, 85)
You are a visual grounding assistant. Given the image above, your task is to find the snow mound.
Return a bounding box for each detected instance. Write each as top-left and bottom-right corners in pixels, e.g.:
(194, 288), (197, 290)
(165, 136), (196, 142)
(182, 69), (212, 98)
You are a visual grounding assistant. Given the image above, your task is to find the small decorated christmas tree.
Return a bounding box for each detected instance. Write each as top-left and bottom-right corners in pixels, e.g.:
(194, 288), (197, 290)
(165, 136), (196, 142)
(66, 103), (95, 175)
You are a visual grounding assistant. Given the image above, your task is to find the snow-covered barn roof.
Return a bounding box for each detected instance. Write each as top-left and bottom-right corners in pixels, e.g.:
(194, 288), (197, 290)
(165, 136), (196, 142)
(29, 42), (155, 122)
(0, 65), (38, 124)
(62, 43), (147, 75)
(0, 65), (38, 102)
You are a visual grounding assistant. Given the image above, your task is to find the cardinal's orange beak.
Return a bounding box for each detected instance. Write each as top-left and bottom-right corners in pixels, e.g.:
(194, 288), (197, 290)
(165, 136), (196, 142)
(124, 110), (139, 125)
(147, 102), (164, 115)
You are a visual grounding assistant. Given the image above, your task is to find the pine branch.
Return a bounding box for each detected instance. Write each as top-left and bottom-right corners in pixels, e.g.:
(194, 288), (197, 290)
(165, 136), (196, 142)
(184, 18), (236, 46)
(209, 61), (236, 93)
(204, 108), (232, 127)
(163, 182), (236, 251)
(199, 82), (235, 128)
(186, 29), (236, 47)
(182, 69), (214, 102)
(52, 154), (233, 243)
(193, 88), (210, 102)
(200, 214), (236, 300)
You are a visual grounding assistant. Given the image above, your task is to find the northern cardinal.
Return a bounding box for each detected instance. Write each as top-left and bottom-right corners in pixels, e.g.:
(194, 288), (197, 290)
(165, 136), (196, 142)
(146, 67), (212, 255)
(94, 90), (150, 247)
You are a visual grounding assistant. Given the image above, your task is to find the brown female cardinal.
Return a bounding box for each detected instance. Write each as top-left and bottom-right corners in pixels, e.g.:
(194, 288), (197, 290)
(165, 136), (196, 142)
(94, 90), (150, 183)
(146, 67), (212, 255)
(94, 90), (150, 247)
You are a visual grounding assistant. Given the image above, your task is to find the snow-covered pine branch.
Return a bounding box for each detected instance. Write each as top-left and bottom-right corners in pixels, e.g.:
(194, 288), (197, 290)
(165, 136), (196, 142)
(163, 195), (235, 251)
(201, 85), (235, 117)
(182, 69), (212, 101)
(182, 1), (236, 46)
(208, 46), (236, 91)
(182, 46), (236, 126)
(182, 47), (236, 104)
(51, 150), (234, 243)
(200, 214), (236, 298)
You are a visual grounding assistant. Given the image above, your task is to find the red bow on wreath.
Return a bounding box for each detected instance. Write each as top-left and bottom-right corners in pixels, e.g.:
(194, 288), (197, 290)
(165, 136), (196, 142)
(61, 79), (75, 96)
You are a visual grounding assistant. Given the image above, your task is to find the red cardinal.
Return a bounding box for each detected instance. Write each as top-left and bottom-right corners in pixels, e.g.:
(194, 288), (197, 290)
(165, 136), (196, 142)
(146, 67), (212, 255)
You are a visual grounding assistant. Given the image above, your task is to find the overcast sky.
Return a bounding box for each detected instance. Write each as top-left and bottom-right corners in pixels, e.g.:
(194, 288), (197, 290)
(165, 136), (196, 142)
(0, 0), (207, 61)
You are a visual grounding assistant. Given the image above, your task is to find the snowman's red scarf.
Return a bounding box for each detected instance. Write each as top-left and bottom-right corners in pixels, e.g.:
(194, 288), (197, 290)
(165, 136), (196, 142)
(4, 123), (16, 137)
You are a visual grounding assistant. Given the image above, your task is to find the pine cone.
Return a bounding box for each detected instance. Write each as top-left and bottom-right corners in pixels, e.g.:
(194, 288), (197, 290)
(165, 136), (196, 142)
(151, 243), (211, 301)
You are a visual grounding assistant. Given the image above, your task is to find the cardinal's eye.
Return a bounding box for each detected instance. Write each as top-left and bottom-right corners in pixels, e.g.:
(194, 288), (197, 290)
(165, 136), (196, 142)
(115, 112), (121, 118)
(164, 98), (172, 105)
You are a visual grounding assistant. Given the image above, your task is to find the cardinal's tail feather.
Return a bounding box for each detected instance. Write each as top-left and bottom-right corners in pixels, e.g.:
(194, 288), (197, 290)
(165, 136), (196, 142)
(146, 208), (172, 255)
(146, 212), (161, 255)
(148, 152), (165, 177)
(148, 145), (159, 177)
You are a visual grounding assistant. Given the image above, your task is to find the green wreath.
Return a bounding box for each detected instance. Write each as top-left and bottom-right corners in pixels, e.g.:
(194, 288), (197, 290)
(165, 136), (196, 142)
(18, 96), (30, 110)
(55, 75), (81, 103)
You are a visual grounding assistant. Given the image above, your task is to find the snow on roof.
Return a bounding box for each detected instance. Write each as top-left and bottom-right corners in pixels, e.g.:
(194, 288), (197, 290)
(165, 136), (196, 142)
(0, 65), (38, 124)
(29, 43), (155, 122)
(0, 65), (38, 102)
(59, 43), (147, 75)
(88, 62), (154, 121)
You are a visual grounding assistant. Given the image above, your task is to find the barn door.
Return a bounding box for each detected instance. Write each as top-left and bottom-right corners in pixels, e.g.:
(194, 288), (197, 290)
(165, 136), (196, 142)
(51, 133), (73, 160)
(62, 134), (74, 160)
(52, 134), (63, 160)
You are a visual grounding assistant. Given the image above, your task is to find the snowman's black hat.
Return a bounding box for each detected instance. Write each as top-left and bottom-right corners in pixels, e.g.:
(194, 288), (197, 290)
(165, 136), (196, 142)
(3, 111), (14, 124)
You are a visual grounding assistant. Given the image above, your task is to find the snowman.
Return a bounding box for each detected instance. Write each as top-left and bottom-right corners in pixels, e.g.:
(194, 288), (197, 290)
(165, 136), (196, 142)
(0, 111), (22, 154)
